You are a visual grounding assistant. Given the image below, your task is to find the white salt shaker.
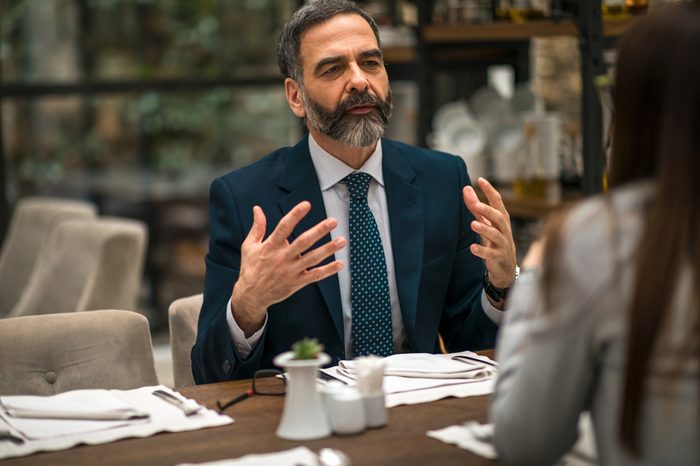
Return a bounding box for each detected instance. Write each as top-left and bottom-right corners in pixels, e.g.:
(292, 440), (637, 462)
(329, 387), (366, 435)
(363, 391), (387, 428)
(319, 380), (345, 423)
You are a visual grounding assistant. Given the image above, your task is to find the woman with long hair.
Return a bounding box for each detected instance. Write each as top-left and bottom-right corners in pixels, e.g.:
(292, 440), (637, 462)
(490, 2), (700, 464)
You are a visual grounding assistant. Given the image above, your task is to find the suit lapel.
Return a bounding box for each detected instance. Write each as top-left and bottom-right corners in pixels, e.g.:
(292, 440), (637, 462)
(277, 136), (344, 346)
(382, 140), (424, 346)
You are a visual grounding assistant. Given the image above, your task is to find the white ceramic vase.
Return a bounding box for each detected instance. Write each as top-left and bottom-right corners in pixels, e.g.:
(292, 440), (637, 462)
(273, 351), (331, 441)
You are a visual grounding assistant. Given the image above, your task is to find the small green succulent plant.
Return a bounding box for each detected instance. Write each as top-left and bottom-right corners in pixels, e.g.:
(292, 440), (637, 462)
(291, 337), (324, 360)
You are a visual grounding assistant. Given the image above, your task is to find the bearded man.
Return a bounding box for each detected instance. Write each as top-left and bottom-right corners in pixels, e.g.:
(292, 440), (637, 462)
(192, 0), (518, 383)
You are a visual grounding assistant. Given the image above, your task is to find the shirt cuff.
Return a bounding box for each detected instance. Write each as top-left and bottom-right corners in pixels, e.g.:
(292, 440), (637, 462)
(225, 297), (267, 359)
(481, 290), (506, 325)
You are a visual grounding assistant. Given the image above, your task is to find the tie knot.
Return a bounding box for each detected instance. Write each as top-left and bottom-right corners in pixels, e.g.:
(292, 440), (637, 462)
(344, 172), (372, 200)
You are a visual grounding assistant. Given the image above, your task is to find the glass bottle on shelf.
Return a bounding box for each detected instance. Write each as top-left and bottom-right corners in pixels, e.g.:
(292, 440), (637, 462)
(512, 102), (562, 201)
(513, 121), (548, 199)
(602, 0), (629, 18)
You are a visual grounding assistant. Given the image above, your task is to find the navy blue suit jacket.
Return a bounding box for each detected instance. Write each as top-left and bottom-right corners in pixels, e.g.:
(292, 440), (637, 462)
(192, 136), (498, 383)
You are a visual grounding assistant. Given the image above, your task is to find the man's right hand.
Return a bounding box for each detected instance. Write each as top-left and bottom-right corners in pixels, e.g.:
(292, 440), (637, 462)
(231, 201), (346, 336)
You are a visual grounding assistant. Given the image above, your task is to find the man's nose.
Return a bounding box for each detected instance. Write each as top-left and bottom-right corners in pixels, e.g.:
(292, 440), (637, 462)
(346, 63), (369, 93)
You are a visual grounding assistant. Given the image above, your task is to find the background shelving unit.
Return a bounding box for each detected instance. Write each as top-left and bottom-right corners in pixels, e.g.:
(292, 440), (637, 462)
(413, 0), (633, 199)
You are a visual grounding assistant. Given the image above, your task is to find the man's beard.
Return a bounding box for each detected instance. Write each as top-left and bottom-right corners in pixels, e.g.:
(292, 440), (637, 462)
(301, 88), (393, 147)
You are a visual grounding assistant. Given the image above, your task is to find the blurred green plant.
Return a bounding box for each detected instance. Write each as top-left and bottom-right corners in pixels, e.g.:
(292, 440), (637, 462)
(2, 0), (300, 192)
(292, 338), (325, 360)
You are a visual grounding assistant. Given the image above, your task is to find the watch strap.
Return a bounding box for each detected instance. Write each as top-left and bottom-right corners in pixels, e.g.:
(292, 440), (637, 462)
(483, 265), (520, 303)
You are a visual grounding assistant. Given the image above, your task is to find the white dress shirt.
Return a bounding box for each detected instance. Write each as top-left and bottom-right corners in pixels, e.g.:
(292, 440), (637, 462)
(227, 134), (503, 358)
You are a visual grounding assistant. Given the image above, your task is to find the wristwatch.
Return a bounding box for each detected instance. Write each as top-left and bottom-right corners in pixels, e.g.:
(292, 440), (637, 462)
(483, 265), (520, 303)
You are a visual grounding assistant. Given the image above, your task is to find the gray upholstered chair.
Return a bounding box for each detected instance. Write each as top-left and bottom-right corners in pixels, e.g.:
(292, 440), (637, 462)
(168, 293), (203, 387)
(0, 197), (97, 316)
(0, 310), (158, 396)
(8, 217), (148, 317)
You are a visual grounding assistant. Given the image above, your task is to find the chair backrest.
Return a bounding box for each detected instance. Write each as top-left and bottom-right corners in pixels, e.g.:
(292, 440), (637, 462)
(8, 217), (148, 317)
(0, 197), (96, 315)
(0, 310), (158, 396)
(168, 293), (203, 387)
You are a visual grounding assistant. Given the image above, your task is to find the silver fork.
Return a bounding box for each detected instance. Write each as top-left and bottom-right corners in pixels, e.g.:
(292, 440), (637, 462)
(152, 389), (202, 416)
(0, 426), (25, 444)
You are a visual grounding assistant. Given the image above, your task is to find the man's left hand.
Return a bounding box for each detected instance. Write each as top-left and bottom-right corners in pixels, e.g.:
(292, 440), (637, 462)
(463, 177), (517, 290)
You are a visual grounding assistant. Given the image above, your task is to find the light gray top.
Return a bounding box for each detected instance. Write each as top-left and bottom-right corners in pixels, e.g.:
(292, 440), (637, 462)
(491, 180), (699, 466)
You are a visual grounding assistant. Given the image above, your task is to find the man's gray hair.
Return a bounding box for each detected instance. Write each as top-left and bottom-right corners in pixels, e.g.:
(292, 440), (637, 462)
(276, 0), (381, 83)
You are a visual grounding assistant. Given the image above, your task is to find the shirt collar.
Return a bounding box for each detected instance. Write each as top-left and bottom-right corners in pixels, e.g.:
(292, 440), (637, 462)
(308, 133), (384, 192)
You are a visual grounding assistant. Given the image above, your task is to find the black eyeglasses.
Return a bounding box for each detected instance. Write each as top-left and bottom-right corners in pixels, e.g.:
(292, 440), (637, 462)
(216, 369), (286, 412)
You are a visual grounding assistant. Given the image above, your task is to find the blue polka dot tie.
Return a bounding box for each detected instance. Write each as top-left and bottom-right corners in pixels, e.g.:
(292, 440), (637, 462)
(344, 172), (393, 357)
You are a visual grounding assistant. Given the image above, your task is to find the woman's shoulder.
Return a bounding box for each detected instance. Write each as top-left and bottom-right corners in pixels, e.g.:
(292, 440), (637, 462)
(563, 180), (653, 249)
(554, 181), (654, 292)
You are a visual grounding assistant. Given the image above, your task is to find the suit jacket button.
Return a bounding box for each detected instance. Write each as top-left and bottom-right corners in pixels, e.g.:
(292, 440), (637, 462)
(222, 359), (232, 374)
(45, 371), (57, 384)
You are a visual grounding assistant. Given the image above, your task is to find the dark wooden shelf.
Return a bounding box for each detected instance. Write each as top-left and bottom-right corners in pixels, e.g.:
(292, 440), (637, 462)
(501, 191), (567, 219)
(423, 17), (637, 43)
(477, 185), (580, 219)
(383, 45), (417, 64)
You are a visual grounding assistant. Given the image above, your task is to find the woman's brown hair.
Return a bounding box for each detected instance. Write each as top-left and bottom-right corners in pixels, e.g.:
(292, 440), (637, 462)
(542, 0), (700, 456)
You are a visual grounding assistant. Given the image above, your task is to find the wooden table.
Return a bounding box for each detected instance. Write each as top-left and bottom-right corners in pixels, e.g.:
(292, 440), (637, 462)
(2, 374), (499, 465)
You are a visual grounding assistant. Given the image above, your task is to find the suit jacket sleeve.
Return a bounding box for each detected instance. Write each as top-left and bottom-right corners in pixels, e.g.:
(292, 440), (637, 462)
(191, 177), (267, 383)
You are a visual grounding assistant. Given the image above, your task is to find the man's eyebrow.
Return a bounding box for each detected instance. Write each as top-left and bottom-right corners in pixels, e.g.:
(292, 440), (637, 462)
(359, 49), (384, 61)
(313, 49), (385, 75)
(314, 56), (343, 75)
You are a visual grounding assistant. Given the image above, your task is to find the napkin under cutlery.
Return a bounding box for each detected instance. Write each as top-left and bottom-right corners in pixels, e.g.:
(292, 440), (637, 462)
(0, 385), (232, 461)
(339, 352), (497, 379)
(176, 446), (319, 466)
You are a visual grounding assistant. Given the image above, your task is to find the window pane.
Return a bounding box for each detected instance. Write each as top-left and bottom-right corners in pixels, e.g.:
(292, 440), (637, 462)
(1, 0), (297, 82)
(3, 88), (299, 198)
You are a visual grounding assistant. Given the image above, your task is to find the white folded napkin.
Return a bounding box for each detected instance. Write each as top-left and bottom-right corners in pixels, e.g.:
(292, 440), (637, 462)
(176, 446), (318, 466)
(0, 385), (233, 461)
(339, 352), (497, 379)
(428, 415), (598, 466)
(320, 351), (498, 407)
(0, 390), (148, 441)
(0, 390), (148, 421)
(427, 422), (497, 459)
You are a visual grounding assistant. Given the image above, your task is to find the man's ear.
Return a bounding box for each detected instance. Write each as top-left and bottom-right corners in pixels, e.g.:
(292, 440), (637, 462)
(285, 78), (306, 118)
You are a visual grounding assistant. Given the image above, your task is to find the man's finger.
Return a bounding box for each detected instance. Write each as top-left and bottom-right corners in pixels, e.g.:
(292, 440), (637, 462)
(469, 243), (488, 261)
(299, 260), (344, 286)
(289, 217), (339, 257)
(268, 201), (311, 245)
(471, 220), (503, 248)
(472, 201), (509, 234)
(299, 236), (347, 269)
(477, 177), (508, 215)
(463, 186), (485, 223)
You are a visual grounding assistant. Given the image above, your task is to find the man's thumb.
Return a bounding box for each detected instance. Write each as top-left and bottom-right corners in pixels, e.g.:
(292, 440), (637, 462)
(247, 205), (266, 243)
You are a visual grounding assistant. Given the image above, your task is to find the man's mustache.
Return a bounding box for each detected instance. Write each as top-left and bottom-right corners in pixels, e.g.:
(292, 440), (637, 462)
(338, 91), (384, 113)
(325, 90), (391, 122)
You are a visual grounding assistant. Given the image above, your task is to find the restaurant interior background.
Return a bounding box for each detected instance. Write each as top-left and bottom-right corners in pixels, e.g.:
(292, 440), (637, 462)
(0, 0), (656, 384)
